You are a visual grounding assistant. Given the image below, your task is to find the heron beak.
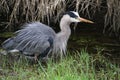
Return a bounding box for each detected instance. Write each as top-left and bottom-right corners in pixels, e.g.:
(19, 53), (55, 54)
(79, 17), (94, 23)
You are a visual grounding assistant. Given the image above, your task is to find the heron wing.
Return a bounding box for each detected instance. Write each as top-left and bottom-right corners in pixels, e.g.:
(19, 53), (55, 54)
(4, 22), (56, 56)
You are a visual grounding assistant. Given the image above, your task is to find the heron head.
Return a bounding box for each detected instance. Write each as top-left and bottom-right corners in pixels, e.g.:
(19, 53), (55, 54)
(65, 11), (94, 23)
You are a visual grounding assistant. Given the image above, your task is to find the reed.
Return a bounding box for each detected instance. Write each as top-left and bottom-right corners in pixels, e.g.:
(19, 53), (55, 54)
(0, 0), (120, 37)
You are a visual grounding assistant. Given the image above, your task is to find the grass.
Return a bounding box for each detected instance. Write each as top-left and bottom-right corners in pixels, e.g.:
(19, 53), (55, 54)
(0, 49), (120, 80)
(0, 32), (14, 38)
(0, 0), (120, 36)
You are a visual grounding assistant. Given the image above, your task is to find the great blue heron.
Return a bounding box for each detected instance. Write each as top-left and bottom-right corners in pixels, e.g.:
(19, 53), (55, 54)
(2, 11), (93, 61)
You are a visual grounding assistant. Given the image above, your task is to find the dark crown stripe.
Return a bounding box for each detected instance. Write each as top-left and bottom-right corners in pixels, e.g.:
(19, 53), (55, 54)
(64, 11), (78, 18)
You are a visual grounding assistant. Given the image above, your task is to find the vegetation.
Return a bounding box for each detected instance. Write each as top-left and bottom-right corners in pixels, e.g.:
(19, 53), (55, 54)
(0, 49), (119, 80)
(0, 0), (120, 38)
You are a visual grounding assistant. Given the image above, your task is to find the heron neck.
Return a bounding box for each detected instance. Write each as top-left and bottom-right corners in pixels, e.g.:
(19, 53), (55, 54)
(52, 17), (71, 55)
(60, 17), (71, 36)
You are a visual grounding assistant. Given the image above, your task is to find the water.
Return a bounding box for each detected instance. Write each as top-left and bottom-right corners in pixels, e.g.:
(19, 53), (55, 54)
(68, 26), (120, 65)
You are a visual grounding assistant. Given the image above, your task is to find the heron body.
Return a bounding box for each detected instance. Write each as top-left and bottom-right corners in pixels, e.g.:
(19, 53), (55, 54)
(2, 11), (94, 61)
(2, 22), (56, 58)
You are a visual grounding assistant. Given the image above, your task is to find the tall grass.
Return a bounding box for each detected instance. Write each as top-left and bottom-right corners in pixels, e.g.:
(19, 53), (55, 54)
(104, 0), (120, 37)
(0, 0), (120, 36)
(0, 0), (66, 30)
(0, 50), (119, 80)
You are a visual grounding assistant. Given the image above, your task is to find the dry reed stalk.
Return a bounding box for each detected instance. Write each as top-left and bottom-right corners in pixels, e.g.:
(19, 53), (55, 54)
(0, 0), (120, 38)
(104, 0), (120, 37)
(0, 0), (66, 30)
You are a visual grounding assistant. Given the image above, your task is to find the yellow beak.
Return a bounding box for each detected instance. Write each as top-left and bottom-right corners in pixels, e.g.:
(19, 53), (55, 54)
(79, 17), (94, 23)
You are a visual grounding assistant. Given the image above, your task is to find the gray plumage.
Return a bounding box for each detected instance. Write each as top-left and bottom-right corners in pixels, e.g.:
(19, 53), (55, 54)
(2, 22), (55, 57)
(2, 11), (94, 60)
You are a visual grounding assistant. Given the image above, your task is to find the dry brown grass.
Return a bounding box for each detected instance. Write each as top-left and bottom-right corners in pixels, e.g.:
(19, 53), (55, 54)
(104, 0), (120, 37)
(0, 0), (66, 30)
(0, 0), (120, 37)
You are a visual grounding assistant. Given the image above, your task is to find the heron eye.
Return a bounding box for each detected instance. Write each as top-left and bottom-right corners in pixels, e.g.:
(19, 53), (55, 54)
(75, 17), (78, 19)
